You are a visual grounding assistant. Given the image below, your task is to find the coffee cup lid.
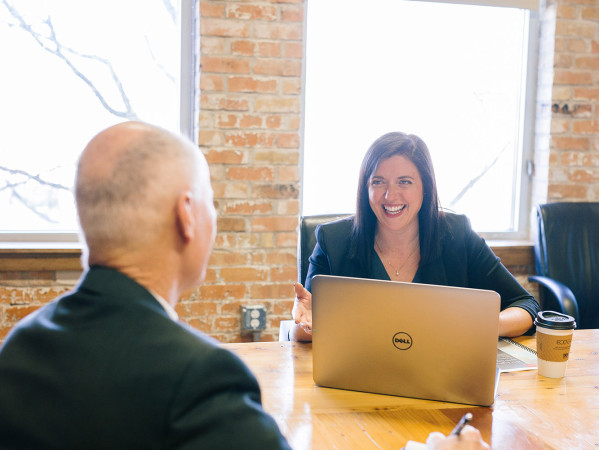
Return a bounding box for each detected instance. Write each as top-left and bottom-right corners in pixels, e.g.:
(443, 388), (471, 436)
(534, 311), (576, 330)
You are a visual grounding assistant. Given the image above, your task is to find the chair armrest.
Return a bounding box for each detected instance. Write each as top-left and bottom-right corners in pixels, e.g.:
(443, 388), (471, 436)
(528, 275), (580, 325)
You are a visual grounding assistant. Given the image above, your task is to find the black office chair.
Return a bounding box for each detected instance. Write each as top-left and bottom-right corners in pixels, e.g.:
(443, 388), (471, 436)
(297, 214), (351, 286)
(528, 202), (599, 329)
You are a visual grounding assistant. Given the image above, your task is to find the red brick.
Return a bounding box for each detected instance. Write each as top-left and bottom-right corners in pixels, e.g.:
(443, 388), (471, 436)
(265, 115), (282, 129)
(547, 184), (589, 199)
(201, 56), (250, 74)
(198, 130), (222, 146)
(553, 54), (573, 69)
(249, 283), (293, 299)
(251, 216), (298, 232)
(289, 116), (301, 130)
(553, 70), (593, 85)
(217, 114), (238, 128)
(228, 76), (277, 93)
(284, 42), (303, 58)
(258, 42), (282, 57)
(208, 251), (249, 266)
(253, 23), (302, 40)
(282, 79), (301, 94)
(252, 184), (299, 199)
(199, 284), (248, 300)
(277, 166), (299, 182)
(226, 4), (277, 21)
(573, 88), (599, 101)
(222, 201), (273, 215)
(568, 169), (597, 182)
(270, 266), (297, 282)
(277, 199), (299, 215)
(204, 149), (245, 164)
(177, 300), (218, 317)
(212, 181), (249, 199)
(201, 37), (226, 55)
(200, 18), (250, 37)
(552, 137), (590, 151)
(276, 232), (298, 248)
(225, 132), (275, 147)
(226, 167), (274, 181)
(217, 217), (247, 232)
(255, 97), (300, 113)
(220, 301), (243, 315)
(557, 4), (576, 19)
(581, 7), (599, 20)
(254, 59), (301, 76)
(273, 300), (294, 315)
(281, 6), (304, 22)
(200, 94), (249, 111)
(188, 318), (212, 333)
(573, 120), (599, 134)
(5, 305), (41, 323)
(575, 56), (599, 70)
(200, 74), (225, 91)
(202, 269), (218, 284)
(231, 40), (255, 56)
(556, 20), (595, 38)
(239, 115), (263, 128)
(567, 38), (588, 53)
(200, 2), (225, 17)
(277, 133), (300, 148)
(254, 150), (299, 164)
(220, 267), (268, 282)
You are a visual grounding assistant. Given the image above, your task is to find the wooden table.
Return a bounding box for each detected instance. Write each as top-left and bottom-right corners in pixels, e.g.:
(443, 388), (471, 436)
(224, 330), (599, 449)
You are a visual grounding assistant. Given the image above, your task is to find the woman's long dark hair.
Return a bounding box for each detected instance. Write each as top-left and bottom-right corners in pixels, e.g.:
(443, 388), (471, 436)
(350, 132), (444, 272)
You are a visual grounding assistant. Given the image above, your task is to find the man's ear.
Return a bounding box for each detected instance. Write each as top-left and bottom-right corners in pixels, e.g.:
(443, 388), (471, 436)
(175, 191), (194, 242)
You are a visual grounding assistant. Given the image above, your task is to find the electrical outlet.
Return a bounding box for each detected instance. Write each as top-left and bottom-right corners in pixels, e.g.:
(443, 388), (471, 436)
(241, 305), (266, 332)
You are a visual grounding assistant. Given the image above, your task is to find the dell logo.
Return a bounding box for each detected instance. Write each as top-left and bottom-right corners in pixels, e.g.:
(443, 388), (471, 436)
(392, 332), (413, 350)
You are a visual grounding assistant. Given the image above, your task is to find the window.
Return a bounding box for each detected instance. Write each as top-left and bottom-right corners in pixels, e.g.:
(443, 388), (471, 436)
(302, 0), (538, 239)
(0, 0), (197, 244)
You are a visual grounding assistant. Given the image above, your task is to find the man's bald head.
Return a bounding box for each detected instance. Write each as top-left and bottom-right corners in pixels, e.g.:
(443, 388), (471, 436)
(75, 121), (212, 266)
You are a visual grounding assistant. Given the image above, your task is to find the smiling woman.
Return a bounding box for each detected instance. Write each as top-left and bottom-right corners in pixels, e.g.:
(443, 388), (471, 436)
(290, 131), (541, 342)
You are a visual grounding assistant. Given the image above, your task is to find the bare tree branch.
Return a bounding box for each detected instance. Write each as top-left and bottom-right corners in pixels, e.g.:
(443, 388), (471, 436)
(144, 35), (176, 84)
(448, 143), (508, 208)
(2, 0), (138, 120)
(161, 0), (177, 23)
(9, 189), (57, 223)
(0, 165), (70, 191)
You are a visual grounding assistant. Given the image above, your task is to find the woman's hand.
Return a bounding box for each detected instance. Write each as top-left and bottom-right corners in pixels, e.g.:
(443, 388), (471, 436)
(291, 283), (313, 340)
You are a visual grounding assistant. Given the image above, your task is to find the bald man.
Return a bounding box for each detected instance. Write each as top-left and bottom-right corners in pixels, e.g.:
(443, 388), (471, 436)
(0, 122), (290, 449)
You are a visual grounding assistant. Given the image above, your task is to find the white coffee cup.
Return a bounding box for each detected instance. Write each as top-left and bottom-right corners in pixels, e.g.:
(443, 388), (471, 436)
(534, 311), (576, 378)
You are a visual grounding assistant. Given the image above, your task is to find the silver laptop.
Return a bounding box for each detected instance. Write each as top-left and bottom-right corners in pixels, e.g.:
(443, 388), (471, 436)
(311, 275), (501, 406)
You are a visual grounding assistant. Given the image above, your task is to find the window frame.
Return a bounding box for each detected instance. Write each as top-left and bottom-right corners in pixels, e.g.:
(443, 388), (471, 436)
(299, 0), (540, 242)
(0, 0), (199, 248)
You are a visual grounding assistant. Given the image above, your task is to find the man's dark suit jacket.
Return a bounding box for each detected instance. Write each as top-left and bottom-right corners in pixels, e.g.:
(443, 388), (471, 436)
(0, 267), (290, 449)
(305, 213), (540, 326)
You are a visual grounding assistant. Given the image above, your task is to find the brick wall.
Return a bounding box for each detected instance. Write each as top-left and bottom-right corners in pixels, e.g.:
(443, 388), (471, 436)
(547, 0), (599, 201)
(1, 0), (597, 344)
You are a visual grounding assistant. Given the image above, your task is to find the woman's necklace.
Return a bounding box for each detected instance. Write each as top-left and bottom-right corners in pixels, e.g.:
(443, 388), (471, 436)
(375, 240), (419, 277)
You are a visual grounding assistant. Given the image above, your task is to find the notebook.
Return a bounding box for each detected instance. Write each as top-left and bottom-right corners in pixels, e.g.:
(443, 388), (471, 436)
(311, 275), (501, 406)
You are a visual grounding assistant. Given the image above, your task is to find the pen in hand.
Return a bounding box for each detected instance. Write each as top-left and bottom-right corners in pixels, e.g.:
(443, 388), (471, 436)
(450, 412), (473, 436)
